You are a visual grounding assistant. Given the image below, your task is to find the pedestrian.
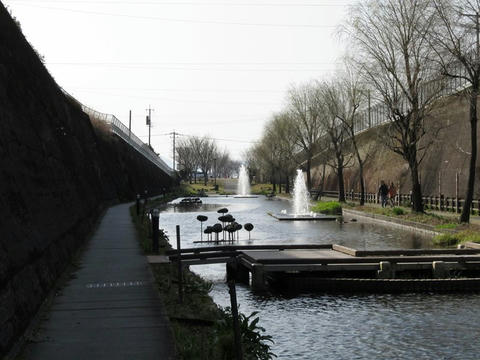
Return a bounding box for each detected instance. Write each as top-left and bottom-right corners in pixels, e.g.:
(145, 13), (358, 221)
(388, 182), (397, 207)
(378, 180), (389, 208)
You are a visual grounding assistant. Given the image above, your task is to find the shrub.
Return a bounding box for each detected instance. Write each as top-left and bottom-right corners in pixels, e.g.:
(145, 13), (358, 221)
(215, 308), (276, 360)
(311, 201), (342, 215)
(435, 223), (459, 230)
(433, 230), (480, 247)
(433, 233), (460, 246)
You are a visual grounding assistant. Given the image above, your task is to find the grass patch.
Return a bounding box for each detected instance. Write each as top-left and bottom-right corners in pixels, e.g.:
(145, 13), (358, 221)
(435, 223), (459, 230)
(311, 201), (342, 215)
(250, 183), (274, 195)
(433, 229), (480, 247)
(352, 205), (458, 227)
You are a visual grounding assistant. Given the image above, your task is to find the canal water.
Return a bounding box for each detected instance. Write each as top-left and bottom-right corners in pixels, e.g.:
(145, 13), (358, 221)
(159, 196), (480, 359)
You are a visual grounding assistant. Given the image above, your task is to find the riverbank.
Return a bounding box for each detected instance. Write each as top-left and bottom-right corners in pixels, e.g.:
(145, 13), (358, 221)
(315, 196), (480, 247)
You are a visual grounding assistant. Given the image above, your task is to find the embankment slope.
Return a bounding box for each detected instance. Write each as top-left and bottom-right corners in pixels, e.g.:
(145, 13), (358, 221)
(0, 4), (172, 355)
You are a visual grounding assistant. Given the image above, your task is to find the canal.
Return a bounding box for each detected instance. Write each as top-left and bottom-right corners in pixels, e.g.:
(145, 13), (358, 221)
(159, 196), (480, 359)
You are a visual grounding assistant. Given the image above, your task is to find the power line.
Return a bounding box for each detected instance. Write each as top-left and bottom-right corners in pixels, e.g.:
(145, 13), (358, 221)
(46, 63), (336, 72)
(11, 3), (339, 28)
(66, 89), (281, 106)
(9, 0), (351, 8)
(47, 61), (338, 65)
(69, 86), (286, 93)
(139, 132), (258, 144)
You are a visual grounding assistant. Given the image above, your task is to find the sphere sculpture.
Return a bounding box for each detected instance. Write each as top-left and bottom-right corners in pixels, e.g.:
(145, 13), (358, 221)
(204, 226), (213, 241)
(196, 215), (208, 241)
(244, 223), (254, 240)
(212, 223), (223, 242)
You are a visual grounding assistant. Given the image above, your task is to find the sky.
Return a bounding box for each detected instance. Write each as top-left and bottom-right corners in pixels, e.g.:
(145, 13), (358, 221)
(3, 0), (355, 166)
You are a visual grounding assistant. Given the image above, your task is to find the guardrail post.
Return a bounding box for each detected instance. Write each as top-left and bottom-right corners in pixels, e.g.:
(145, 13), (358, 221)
(151, 209), (160, 254)
(176, 225), (183, 303)
(228, 279), (243, 360)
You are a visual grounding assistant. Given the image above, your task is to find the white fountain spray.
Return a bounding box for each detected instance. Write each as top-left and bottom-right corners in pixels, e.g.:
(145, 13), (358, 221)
(237, 165), (251, 196)
(292, 169), (310, 215)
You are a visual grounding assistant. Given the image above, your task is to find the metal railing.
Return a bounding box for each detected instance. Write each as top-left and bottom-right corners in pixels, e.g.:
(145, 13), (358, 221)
(60, 89), (174, 176)
(352, 62), (471, 135)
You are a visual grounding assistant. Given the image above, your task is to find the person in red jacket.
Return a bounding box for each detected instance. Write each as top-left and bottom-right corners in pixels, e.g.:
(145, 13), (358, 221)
(388, 182), (397, 207)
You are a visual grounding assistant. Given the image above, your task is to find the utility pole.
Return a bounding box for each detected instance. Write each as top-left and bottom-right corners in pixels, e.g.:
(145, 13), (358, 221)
(146, 105), (154, 147)
(168, 131), (178, 172)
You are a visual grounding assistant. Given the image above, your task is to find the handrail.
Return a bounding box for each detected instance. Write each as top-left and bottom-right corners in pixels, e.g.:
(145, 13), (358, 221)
(63, 90), (173, 176)
(352, 61), (470, 135)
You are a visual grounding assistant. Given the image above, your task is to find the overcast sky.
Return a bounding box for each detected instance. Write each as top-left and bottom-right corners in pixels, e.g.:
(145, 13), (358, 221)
(4, 0), (355, 165)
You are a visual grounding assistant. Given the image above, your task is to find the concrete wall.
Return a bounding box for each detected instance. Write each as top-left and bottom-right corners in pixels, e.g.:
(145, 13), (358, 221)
(0, 4), (173, 355)
(311, 94), (479, 198)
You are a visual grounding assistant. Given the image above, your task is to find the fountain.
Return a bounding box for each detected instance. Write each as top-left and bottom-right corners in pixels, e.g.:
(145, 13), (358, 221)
(271, 169), (337, 221)
(293, 169), (310, 215)
(233, 164), (258, 198)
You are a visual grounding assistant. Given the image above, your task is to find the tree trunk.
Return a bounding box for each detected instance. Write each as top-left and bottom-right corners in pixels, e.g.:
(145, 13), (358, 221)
(409, 159), (423, 213)
(357, 155), (365, 206)
(203, 171), (208, 185)
(306, 157), (312, 191)
(337, 164), (346, 202)
(285, 175), (290, 194)
(461, 87), (478, 223)
(359, 171), (365, 206)
(320, 162), (326, 193)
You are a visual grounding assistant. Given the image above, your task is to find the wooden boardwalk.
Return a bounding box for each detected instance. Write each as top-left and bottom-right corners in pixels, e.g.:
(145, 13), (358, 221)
(164, 243), (480, 292)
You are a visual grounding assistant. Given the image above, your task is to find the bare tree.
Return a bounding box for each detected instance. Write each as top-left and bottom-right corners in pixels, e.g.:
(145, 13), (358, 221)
(326, 68), (371, 205)
(319, 80), (354, 203)
(429, 0), (480, 222)
(264, 112), (299, 193)
(176, 138), (196, 183)
(346, 0), (444, 212)
(287, 82), (326, 191)
(196, 136), (218, 185)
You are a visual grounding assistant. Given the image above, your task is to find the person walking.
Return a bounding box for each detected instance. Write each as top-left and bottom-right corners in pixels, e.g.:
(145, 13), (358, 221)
(388, 182), (397, 207)
(378, 180), (389, 208)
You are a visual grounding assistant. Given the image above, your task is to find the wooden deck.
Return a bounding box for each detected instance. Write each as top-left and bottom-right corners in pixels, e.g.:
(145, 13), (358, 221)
(164, 243), (480, 292)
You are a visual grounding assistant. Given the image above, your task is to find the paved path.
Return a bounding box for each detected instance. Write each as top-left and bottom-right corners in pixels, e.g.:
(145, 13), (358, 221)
(23, 203), (175, 360)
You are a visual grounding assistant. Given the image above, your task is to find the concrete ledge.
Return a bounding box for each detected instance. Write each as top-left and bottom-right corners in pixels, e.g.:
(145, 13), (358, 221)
(343, 209), (441, 237)
(465, 242), (480, 249)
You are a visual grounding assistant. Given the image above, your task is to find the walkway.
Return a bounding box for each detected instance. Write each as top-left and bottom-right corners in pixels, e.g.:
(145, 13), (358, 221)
(23, 203), (175, 360)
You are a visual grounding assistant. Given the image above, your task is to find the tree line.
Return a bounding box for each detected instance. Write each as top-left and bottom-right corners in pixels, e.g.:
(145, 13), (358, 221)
(247, 0), (480, 223)
(176, 135), (240, 185)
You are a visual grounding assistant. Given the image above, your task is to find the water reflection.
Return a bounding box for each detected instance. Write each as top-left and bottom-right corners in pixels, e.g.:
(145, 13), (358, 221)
(159, 196), (480, 359)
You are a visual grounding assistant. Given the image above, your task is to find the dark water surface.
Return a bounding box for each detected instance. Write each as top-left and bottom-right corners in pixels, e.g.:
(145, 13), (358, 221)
(160, 196), (480, 359)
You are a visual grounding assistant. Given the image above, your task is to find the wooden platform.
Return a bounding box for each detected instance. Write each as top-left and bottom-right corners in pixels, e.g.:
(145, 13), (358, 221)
(166, 244), (480, 292)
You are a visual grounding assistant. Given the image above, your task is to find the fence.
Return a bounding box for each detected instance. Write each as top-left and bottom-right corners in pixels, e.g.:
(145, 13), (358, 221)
(64, 90), (173, 176)
(317, 189), (480, 215)
(352, 60), (471, 135)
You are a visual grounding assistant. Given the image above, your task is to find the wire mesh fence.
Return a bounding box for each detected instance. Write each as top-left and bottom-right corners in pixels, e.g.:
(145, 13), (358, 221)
(63, 90), (173, 176)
